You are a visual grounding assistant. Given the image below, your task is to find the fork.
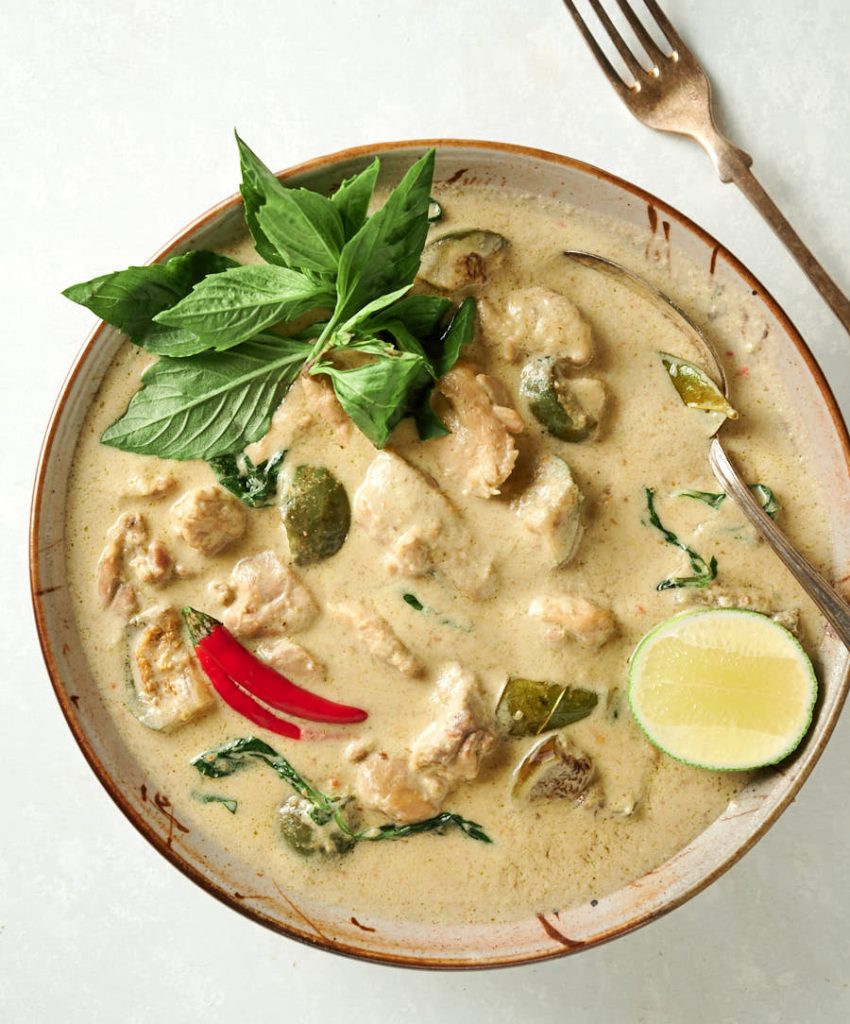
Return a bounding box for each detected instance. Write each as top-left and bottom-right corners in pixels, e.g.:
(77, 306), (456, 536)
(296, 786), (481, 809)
(563, 0), (850, 333)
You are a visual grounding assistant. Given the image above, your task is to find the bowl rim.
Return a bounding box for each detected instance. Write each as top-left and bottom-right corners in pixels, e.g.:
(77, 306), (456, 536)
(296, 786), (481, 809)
(29, 137), (850, 970)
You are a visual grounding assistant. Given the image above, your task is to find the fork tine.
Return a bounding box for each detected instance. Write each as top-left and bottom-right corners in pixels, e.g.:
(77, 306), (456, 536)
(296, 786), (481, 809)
(640, 0), (686, 54)
(562, 0), (632, 95)
(585, 0), (646, 82)
(613, 0), (668, 66)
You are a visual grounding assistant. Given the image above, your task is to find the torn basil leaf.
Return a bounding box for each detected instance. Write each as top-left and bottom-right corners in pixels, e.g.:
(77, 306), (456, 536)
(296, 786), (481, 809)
(208, 450), (285, 508)
(676, 488), (727, 510)
(677, 484), (780, 519)
(192, 791), (238, 814)
(644, 487), (718, 590)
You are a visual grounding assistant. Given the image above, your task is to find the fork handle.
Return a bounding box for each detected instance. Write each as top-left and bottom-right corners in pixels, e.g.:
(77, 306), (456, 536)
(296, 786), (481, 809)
(702, 134), (850, 333)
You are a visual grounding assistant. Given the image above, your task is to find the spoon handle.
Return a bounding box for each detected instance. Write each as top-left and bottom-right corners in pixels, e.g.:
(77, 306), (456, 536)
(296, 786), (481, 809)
(709, 439), (850, 649)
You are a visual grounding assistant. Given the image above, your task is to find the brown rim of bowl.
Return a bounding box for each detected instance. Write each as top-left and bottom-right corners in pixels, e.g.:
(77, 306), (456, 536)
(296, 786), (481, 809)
(29, 138), (850, 970)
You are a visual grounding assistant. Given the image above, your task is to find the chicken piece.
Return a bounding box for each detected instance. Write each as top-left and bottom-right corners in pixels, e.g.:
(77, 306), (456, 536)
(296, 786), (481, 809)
(130, 538), (174, 584)
(528, 594), (615, 648)
(410, 663), (496, 785)
(255, 636), (327, 685)
(97, 512), (173, 619)
(331, 600), (424, 678)
(222, 550), (318, 638)
(355, 666), (496, 824)
(512, 455), (584, 567)
(97, 514), (140, 607)
(170, 485), (246, 557)
(111, 583), (139, 620)
(355, 754), (446, 824)
(480, 286), (593, 366)
(121, 471), (177, 499)
(128, 606), (214, 732)
(352, 451), (496, 599)
(431, 363), (524, 498)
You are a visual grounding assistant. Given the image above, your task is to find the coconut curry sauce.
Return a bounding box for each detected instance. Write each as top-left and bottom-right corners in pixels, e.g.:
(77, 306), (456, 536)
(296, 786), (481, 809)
(64, 185), (827, 925)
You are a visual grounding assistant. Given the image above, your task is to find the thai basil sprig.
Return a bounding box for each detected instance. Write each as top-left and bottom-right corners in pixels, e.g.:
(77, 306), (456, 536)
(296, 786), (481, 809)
(64, 137), (474, 461)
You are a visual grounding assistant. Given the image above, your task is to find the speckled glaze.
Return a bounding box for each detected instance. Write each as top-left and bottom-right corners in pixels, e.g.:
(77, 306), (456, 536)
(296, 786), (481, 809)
(30, 140), (850, 969)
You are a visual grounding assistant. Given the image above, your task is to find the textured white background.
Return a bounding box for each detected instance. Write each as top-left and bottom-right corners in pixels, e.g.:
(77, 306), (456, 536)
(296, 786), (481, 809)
(3, 1), (849, 1020)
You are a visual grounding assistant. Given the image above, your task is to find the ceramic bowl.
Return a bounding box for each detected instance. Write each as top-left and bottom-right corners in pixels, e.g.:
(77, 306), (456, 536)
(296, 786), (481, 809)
(30, 140), (850, 968)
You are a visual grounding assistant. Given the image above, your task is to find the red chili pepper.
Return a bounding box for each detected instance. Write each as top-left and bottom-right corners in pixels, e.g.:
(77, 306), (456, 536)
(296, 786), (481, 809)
(195, 647), (301, 740)
(183, 607), (368, 725)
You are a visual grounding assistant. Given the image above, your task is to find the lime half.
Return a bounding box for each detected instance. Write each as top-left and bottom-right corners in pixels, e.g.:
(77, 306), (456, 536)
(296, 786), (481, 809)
(628, 608), (817, 771)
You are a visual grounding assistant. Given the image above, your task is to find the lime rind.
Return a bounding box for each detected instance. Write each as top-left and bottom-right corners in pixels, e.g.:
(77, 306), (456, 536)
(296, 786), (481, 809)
(627, 607), (818, 772)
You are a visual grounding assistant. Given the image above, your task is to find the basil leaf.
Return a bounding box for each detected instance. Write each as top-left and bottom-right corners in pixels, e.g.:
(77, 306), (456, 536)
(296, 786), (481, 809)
(337, 284), (413, 337)
(413, 385), (449, 440)
(332, 158), (380, 239)
(644, 487), (718, 590)
(154, 264), (334, 350)
(677, 483), (780, 519)
(236, 132), (293, 267)
(410, 298), (476, 440)
(62, 251), (237, 353)
(433, 296), (476, 377)
(101, 337), (310, 460)
(208, 450), (286, 507)
(314, 351), (430, 447)
(676, 488), (727, 510)
(363, 294), (452, 337)
(331, 149), (435, 327)
(749, 483), (780, 519)
(257, 189), (345, 277)
(382, 320), (433, 365)
(192, 792), (238, 814)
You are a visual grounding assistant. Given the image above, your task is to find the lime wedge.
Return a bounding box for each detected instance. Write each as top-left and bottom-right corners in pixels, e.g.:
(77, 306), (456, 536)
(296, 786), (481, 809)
(628, 608), (817, 770)
(660, 353), (738, 419)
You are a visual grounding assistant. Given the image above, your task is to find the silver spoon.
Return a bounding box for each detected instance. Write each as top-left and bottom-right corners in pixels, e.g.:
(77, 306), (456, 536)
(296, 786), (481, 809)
(564, 249), (850, 648)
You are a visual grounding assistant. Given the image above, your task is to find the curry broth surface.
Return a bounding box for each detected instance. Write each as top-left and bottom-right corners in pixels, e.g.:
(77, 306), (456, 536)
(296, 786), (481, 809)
(64, 184), (827, 925)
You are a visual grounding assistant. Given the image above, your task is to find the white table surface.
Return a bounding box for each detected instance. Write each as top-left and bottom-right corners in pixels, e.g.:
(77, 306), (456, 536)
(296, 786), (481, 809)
(3, 1), (849, 1020)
